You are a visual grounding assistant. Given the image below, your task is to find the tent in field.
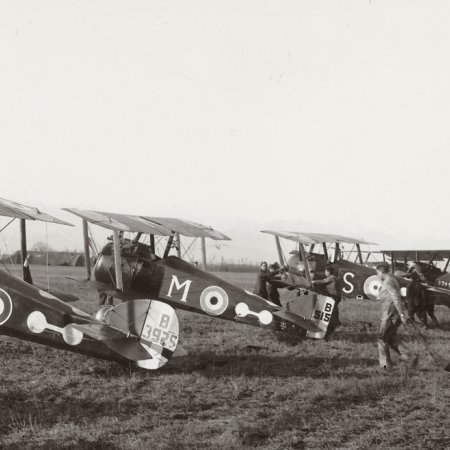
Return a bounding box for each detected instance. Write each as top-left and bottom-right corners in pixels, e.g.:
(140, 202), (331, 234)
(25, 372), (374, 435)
(7, 251), (86, 267)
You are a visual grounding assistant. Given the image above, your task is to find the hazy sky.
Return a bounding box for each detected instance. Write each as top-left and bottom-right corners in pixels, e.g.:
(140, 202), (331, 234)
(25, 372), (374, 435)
(1, 1), (450, 254)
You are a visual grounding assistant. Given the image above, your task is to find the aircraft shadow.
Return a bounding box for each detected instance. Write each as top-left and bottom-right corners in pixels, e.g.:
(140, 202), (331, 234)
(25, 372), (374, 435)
(158, 352), (378, 379)
(328, 330), (378, 344)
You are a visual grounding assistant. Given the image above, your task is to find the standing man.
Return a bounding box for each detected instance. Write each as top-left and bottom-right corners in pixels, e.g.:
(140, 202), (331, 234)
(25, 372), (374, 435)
(406, 262), (439, 327)
(313, 266), (342, 333)
(254, 261), (271, 300)
(376, 262), (417, 371)
(267, 262), (284, 306)
(406, 271), (428, 326)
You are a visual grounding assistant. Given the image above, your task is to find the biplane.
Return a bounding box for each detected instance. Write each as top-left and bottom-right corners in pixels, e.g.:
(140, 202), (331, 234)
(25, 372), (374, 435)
(380, 249), (450, 308)
(380, 249), (450, 282)
(263, 231), (450, 310)
(261, 231), (385, 299)
(57, 209), (337, 369)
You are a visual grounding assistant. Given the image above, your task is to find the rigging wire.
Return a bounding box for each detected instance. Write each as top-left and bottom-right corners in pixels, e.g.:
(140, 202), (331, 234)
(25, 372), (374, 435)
(181, 237), (198, 262)
(0, 217), (16, 234)
(0, 230), (16, 269)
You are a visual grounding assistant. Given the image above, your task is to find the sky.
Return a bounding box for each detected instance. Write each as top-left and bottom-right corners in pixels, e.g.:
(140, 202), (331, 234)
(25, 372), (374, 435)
(1, 1), (450, 259)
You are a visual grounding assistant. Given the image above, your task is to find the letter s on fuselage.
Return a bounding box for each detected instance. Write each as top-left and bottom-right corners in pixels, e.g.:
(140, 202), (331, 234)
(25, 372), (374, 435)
(342, 272), (355, 295)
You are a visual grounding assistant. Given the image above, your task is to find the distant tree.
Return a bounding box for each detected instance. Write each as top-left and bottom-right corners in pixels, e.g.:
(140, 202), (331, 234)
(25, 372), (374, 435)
(31, 241), (55, 252)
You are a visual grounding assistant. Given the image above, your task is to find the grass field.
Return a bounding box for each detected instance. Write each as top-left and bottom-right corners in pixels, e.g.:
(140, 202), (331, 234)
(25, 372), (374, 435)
(0, 266), (449, 449)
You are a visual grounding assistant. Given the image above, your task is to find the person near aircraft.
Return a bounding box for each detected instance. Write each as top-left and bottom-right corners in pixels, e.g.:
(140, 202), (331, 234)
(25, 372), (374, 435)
(254, 261), (271, 299)
(406, 263), (439, 327)
(408, 262), (428, 283)
(376, 262), (418, 371)
(267, 262), (284, 306)
(313, 266), (342, 332)
(406, 271), (428, 326)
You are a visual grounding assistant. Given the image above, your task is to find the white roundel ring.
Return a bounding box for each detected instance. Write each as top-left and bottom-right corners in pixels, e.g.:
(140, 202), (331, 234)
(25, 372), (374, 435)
(363, 275), (382, 300)
(0, 288), (13, 325)
(200, 286), (229, 316)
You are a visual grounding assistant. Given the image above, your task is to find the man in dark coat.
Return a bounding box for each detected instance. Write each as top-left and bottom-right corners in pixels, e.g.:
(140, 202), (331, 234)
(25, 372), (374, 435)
(267, 262), (284, 306)
(254, 262), (271, 300)
(406, 269), (439, 327)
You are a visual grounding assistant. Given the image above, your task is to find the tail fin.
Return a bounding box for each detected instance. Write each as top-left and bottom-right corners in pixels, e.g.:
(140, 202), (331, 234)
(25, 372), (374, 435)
(306, 295), (335, 339)
(96, 299), (180, 370)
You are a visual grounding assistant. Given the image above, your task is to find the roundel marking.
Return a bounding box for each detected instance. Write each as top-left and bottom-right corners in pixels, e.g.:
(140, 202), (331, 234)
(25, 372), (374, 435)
(0, 288), (13, 325)
(363, 275), (382, 300)
(62, 324), (84, 346)
(200, 286), (229, 316)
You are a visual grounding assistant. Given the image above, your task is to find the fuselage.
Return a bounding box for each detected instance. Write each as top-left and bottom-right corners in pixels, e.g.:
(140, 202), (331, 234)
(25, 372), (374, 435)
(92, 241), (312, 337)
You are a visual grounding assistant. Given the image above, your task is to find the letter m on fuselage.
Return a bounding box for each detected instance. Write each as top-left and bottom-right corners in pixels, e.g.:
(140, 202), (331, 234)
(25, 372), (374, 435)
(167, 275), (192, 303)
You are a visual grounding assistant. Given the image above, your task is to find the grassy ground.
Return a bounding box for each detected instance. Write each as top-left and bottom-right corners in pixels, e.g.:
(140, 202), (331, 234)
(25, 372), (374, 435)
(0, 266), (449, 449)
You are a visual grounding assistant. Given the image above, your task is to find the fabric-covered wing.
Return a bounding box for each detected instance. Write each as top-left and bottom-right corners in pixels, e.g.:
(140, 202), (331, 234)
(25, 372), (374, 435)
(144, 217), (231, 240)
(261, 230), (376, 245)
(380, 249), (450, 261)
(64, 208), (230, 240)
(0, 197), (72, 225)
(63, 208), (171, 235)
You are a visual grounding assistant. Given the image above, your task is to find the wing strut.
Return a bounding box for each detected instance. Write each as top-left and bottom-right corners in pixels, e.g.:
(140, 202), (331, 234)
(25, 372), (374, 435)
(334, 242), (340, 263)
(444, 258), (450, 273)
(82, 219), (91, 280)
(322, 242), (328, 261)
(274, 236), (284, 267)
(356, 243), (363, 264)
(200, 236), (207, 270)
(150, 234), (155, 258)
(299, 243), (312, 287)
(20, 219), (32, 284)
(113, 230), (123, 291)
(163, 235), (174, 258)
(176, 232), (182, 258)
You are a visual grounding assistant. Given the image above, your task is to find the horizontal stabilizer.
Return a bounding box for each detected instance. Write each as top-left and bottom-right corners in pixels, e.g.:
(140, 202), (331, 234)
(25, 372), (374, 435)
(71, 323), (125, 341)
(104, 338), (152, 362)
(173, 344), (188, 358)
(71, 323), (151, 362)
(36, 285), (78, 303)
(273, 309), (321, 333)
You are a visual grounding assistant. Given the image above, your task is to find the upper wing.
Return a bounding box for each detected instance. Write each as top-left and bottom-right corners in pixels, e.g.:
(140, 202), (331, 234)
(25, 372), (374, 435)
(0, 197), (72, 225)
(144, 217), (231, 240)
(63, 208), (230, 240)
(261, 230), (376, 245)
(63, 208), (171, 235)
(381, 249), (450, 261)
